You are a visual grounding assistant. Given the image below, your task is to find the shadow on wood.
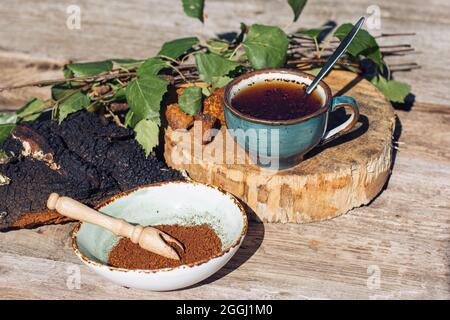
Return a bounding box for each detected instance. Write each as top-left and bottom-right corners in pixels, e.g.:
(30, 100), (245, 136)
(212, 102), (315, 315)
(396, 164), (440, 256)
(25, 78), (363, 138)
(392, 93), (416, 112)
(184, 202), (265, 289)
(333, 75), (364, 97)
(373, 115), (402, 200)
(304, 113), (369, 161)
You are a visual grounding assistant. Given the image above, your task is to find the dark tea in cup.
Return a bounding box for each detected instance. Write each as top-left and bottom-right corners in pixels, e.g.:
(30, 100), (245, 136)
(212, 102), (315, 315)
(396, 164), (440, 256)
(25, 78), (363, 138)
(224, 69), (360, 169)
(231, 80), (323, 121)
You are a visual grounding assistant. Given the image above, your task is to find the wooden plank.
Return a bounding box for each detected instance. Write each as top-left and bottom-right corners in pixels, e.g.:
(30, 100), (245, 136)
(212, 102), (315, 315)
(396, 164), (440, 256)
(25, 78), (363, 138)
(0, 2), (449, 299)
(0, 0), (448, 104)
(0, 52), (64, 110)
(1, 102), (449, 299)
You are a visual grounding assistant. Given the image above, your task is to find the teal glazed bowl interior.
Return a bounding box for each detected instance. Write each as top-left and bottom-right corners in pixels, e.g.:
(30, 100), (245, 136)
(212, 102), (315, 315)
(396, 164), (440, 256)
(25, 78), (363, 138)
(224, 69), (333, 170)
(72, 180), (247, 291)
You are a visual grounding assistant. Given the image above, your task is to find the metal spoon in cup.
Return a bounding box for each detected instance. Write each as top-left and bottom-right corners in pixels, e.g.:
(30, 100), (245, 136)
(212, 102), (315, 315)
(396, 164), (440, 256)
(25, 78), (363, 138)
(305, 16), (366, 95)
(47, 193), (184, 260)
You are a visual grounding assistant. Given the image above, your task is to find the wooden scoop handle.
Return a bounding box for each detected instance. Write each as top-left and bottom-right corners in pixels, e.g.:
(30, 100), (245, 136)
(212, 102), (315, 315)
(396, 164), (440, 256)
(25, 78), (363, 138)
(48, 193), (135, 238)
(47, 193), (181, 260)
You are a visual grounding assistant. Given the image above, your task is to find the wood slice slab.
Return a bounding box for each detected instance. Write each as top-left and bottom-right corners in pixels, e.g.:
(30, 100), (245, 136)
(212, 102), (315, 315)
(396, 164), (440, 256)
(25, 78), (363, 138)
(164, 70), (396, 223)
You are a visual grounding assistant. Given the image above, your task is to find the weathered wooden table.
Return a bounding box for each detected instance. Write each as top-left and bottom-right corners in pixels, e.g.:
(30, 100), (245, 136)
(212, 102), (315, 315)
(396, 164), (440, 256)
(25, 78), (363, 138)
(0, 0), (449, 299)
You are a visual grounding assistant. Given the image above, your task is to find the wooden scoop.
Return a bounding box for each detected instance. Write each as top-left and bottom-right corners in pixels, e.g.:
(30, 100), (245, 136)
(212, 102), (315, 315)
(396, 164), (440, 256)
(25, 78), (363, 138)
(47, 193), (184, 260)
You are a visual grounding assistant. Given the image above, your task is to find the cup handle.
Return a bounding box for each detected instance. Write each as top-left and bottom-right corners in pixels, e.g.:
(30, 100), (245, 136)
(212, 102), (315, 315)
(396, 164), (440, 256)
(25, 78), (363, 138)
(321, 96), (360, 144)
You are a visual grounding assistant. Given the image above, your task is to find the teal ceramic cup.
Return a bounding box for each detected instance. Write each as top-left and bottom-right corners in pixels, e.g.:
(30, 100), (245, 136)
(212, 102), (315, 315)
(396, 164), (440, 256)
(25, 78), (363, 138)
(223, 69), (360, 170)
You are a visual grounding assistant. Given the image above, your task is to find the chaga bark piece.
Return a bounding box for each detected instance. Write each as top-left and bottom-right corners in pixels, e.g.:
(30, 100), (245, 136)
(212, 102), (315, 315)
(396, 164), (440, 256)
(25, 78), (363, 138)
(194, 113), (218, 145)
(203, 87), (225, 125)
(165, 103), (194, 130)
(11, 125), (59, 170)
(0, 111), (185, 231)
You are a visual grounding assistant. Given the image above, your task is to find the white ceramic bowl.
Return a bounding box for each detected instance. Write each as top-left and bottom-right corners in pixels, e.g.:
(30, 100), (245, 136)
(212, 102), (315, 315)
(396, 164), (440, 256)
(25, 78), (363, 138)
(72, 181), (247, 291)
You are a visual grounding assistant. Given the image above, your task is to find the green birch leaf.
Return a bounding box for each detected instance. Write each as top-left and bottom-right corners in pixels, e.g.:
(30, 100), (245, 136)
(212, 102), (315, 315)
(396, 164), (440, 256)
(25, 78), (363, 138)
(296, 28), (323, 39)
(371, 76), (411, 103)
(58, 92), (90, 123)
(126, 76), (168, 120)
(179, 86), (203, 115)
(51, 88), (78, 101)
(195, 52), (239, 85)
(306, 68), (321, 76)
(125, 111), (138, 128)
(211, 76), (232, 89)
(202, 86), (212, 97)
(134, 119), (159, 156)
(158, 37), (200, 59)
(334, 24), (383, 67)
(125, 110), (161, 128)
(64, 60), (113, 77)
(112, 87), (127, 100)
(137, 58), (169, 77)
(206, 40), (230, 55)
(243, 24), (289, 69)
(0, 110), (17, 145)
(63, 68), (74, 79)
(112, 59), (144, 70)
(17, 98), (46, 122)
(50, 81), (85, 99)
(0, 113), (18, 125)
(0, 124), (15, 144)
(148, 114), (161, 126)
(182, 0), (205, 23)
(295, 25), (333, 40)
(288, 0), (308, 22)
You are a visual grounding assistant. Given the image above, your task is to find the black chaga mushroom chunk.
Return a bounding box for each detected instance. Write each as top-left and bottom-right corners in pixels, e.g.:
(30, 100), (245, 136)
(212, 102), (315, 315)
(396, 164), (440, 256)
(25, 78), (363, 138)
(11, 125), (52, 155)
(0, 110), (184, 231)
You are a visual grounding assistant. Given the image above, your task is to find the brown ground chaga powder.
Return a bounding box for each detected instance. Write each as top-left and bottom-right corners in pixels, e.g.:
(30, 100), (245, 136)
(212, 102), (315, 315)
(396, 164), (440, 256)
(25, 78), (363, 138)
(108, 224), (222, 270)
